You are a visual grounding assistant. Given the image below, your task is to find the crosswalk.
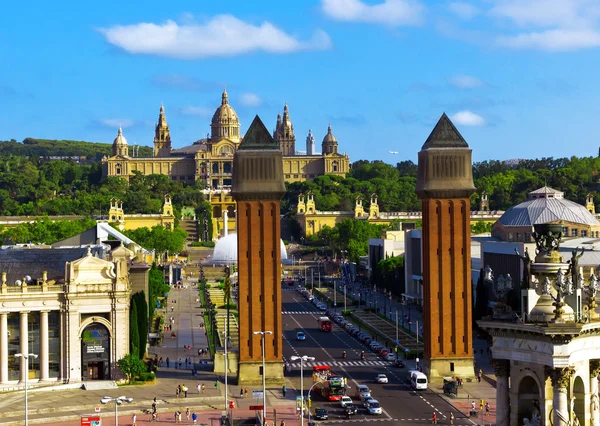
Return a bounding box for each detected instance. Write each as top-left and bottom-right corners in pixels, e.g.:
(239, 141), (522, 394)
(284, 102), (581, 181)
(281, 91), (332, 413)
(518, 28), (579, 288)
(287, 360), (393, 368)
(282, 310), (320, 315)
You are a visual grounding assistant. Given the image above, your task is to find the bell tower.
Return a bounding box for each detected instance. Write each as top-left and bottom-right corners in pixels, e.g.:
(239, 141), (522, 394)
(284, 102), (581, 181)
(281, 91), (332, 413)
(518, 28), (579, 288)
(273, 104), (296, 155)
(153, 105), (172, 157)
(587, 193), (595, 214)
(354, 196), (365, 218)
(416, 113), (476, 379)
(232, 115), (286, 386)
(480, 191), (489, 211)
(369, 193), (379, 219)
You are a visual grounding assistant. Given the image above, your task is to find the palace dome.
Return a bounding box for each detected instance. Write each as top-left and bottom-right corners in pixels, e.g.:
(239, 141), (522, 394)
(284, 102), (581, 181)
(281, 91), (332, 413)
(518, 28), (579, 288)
(212, 233), (288, 263)
(497, 186), (600, 227)
(113, 127), (128, 145)
(211, 88), (240, 140)
(322, 123), (337, 144)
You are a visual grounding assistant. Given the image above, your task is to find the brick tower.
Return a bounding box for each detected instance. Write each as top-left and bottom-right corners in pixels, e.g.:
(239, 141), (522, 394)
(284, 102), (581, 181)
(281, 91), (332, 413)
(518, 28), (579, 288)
(232, 115), (286, 385)
(416, 113), (476, 379)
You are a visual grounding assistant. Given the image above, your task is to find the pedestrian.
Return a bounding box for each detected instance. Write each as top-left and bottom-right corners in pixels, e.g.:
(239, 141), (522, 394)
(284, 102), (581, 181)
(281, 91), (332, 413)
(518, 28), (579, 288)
(471, 401), (476, 411)
(282, 384), (287, 397)
(485, 402), (490, 416)
(240, 387), (244, 398)
(186, 408), (190, 420)
(174, 411), (180, 423)
(245, 388), (248, 398)
(480, 399), (484, 412)
(184, 385), (188, 397)
(478, 369), (483, 382)
(166, 357), (170, 368)
(192, 412), (198, 425)
(176, 386), (180, 398)
(201, 383), (206, 393)
(197, 383), (201, 393)
(432, 412), (437, 424)
(215, 380), (219, 389)
(178, 411), (182, 423)
(280, 421), (285, 426)
(449, 413), (454, 424)
(132, 413), (137, 425)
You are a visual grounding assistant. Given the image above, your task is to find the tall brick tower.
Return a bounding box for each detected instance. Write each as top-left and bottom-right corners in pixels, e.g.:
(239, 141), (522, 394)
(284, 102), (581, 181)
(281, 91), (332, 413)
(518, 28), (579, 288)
(232, 115), (286, 385)
(416, 113), (476, 379)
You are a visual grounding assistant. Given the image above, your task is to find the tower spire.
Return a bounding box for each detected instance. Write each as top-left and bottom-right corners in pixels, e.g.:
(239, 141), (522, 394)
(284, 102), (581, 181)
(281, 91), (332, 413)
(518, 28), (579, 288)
(222, 86), (228, 105)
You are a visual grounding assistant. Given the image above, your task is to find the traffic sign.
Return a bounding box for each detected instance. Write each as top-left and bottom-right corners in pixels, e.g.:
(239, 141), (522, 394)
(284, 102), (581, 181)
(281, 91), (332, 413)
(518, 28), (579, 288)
(94, 406), (100, 413)
(395, 339), (399, 344)
(249, 405), (264, 411)
(253, 390), (264, 399)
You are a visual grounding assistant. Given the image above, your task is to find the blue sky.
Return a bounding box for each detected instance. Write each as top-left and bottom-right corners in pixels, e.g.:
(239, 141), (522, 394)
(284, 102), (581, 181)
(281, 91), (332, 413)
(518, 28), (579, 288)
(1, 0), (600, 163)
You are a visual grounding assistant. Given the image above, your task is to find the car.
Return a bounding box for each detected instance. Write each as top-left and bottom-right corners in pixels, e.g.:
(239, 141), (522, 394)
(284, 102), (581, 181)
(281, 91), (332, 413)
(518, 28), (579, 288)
(345, 403), (358, 415)
(367, 399), (383, 415)
(314, 408), (328, 420)
(383, 353), (396, 361)
(376, 374), (388, 384)
(379, 348), (390, 357)
(394, 359), (405, 368)
(361, 395), (373, 408)
(317, 304), (327, 311)
(339, 396), (353, 408)
(296, 331), (306, 341)
(355, 384), (371, 399)
(307, 295), (315, 301)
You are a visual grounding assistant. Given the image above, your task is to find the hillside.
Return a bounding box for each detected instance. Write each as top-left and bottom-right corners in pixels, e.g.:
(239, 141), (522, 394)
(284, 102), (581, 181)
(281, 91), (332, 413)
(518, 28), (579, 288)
(0, 138), (152, 161)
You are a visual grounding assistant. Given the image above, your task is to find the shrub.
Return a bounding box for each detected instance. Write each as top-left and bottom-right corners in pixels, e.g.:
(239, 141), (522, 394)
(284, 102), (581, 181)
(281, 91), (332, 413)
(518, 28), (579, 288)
(137, 371), (156, 382)
(191, 241), (216, 248)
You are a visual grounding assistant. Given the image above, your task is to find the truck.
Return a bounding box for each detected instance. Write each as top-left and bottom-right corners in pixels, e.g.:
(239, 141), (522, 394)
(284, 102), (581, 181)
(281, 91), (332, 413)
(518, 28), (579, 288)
(317, 316), (332, 332)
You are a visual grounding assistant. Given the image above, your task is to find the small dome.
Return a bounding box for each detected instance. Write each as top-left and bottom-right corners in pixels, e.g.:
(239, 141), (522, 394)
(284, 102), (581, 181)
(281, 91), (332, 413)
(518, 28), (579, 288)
(322, 123), (337, 144)
(211, 88), (239, 128)
(212, 233), (288, 263)
(113, 127), (128, 145)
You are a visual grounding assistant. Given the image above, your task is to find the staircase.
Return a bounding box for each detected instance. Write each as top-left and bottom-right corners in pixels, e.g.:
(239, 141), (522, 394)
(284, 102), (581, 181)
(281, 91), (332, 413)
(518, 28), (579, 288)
(180, 219), (199, 242)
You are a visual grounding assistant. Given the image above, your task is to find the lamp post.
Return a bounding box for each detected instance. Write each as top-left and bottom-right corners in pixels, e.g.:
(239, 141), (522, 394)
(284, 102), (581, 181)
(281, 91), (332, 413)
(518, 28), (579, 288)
(253, 330), (273, 422)
(222, 330), (229, 411)
(15, 353), (38, 426)
(344, 285), (347, 313)
(290, 355), (315, 426)
(100, 395), (133, 426)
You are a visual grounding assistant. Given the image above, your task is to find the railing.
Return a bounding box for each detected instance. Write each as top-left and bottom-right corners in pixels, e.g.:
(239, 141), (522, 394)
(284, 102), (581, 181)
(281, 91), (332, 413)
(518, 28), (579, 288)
(1, 284), (64, 294)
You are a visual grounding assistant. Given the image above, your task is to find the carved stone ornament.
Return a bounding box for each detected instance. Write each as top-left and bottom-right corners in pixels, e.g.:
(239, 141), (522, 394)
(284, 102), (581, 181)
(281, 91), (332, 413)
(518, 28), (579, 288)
(492, 358), (510, 377)
(545, 366), (575, 388)
(591, 360), (600, 378)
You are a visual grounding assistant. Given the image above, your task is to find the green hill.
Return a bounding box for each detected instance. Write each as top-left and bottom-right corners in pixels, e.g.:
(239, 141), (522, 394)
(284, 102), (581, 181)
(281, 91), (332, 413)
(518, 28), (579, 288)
(0, 138), (153, 161)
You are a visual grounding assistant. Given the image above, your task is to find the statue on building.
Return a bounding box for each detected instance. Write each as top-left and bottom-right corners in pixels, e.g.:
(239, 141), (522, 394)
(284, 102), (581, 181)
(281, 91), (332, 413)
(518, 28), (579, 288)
(515, 247), (533, 289)
(567, 247), (585, 287)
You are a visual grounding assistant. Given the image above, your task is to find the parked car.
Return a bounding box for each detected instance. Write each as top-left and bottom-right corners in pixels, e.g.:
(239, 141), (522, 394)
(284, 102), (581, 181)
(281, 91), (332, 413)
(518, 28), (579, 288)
(376, 374), (389, 384)
(314, 408), (328, 420)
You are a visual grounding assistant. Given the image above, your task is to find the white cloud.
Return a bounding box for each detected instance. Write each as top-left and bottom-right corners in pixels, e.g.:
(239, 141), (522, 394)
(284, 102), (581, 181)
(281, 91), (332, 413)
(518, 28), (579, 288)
(178, 106), (212, 117)
(448, 75), (484, 89)
(448, 2), (479, 20)
(238, 93), (262, 108)
(495, 28), (600, 51)
(321, 0), (424, 26)
(99, 15), (332, 59)
(450, 110), (486, 126)
(98, 118), (135, 128)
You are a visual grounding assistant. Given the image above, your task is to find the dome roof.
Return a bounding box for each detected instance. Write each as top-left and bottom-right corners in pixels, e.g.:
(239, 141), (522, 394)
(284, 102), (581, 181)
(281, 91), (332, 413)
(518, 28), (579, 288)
(497, 186), (600, 227)
(322, 123), (337, 144)
(113, 127), (128, 145)
(211, 88), (239, 128)
(212, 233), (288, 263)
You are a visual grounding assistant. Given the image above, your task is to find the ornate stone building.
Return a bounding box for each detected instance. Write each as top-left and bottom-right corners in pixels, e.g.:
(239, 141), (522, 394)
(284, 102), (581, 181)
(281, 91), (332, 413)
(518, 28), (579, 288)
(102, 89), (350, 186)
(0, 244), (143, 388)
(479, 223), (600, 426)
(416, 113), (476, 379)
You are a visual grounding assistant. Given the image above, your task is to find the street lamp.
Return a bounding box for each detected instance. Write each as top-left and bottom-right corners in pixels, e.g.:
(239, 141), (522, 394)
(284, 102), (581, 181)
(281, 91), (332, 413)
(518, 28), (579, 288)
(100, 395), (133, 426)
(15, 353), (38, 426)
(290, 355), (315, 426)
(222, 330), (229, 411)
(253, 331), (273, 423)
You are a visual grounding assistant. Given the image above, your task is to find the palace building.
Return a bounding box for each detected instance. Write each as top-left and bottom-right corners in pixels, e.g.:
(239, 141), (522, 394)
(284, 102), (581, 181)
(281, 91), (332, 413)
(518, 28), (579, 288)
(102, 89), (350, 187)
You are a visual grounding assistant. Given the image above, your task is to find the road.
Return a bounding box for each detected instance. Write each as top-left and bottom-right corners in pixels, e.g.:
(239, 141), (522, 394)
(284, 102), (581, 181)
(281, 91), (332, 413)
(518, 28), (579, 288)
(281, 286), (476, 425)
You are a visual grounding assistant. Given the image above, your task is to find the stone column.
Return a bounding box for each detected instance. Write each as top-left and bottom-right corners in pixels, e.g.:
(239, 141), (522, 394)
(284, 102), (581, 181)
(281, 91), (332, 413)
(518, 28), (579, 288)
(0, 313), (8, 384)
(19, 311), (28, 383)
(590, 360), (600, 426)
(493, 359), (510, 426)
(39, 311), (49, 381)
(547, 366), (574, 426)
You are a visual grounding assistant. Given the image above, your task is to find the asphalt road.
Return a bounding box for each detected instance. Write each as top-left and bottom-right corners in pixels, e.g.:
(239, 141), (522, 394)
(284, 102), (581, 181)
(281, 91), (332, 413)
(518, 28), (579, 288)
(281, 287), (475, 425)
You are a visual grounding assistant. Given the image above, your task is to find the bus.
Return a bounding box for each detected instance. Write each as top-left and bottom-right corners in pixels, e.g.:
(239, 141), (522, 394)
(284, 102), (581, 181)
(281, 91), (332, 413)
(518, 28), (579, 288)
(312, 366), (347, 401)
(317, 317), (332, 332)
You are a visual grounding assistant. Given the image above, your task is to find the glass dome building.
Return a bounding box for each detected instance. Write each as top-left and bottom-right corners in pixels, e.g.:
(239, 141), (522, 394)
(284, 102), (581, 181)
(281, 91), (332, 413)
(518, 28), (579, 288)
(211, 233), (288, 263)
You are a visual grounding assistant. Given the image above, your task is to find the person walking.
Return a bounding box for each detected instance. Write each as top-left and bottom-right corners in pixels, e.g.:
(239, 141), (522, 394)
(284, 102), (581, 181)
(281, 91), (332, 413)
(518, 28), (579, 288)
(186, 408), (190, 421)
(192, 412), (198, 425)
(131, 413), (137, 425)
(166, 357), (170, 367)
(176, 385), (180, 398)
(240, 387), (244, 398)
(184, 385), (188, 397)
(432, 412), (437, 424)
(245, 388), (248, 398)
(215, 380), (219, 389)
(480, 399), (484, 412)
(280, 421), (285, 426)
(485, 402), (490, 416)
(197, 383), (201, 393)
(449, 412), (454, 424)
(201, 383), (206, 393)
(282, 385), (287, 397)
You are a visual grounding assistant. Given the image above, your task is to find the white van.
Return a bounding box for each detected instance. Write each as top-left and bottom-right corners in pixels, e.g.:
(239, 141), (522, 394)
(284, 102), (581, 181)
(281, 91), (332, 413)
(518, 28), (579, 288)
(410, 371), (428, 390)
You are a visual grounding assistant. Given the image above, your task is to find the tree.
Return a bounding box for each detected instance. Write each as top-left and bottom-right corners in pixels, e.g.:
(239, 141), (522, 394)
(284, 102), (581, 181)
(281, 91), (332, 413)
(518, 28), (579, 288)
(117, 353), (147, 384)
(372, 255), (405, 295)
(133, 292), (148, 359)
(148, 265), (170, 321)
(471, 221), (492, 234)
(129, 299), (140, 359)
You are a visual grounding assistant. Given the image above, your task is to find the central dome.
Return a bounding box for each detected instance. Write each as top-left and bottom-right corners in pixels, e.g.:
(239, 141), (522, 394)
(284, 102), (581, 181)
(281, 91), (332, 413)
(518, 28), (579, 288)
(211, 88), (240, 140)
(212, 233), (288, 263)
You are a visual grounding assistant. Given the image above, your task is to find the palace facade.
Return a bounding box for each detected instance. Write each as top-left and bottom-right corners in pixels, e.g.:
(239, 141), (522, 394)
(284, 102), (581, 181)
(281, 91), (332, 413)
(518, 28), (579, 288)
(102, 89), (350, 187)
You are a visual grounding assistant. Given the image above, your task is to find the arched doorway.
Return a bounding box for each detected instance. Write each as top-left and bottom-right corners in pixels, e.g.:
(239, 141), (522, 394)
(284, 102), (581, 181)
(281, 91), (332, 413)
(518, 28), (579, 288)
(573, 375), (585, 425)
(517, 376), (541, 421)
(81, 323), (111, 380)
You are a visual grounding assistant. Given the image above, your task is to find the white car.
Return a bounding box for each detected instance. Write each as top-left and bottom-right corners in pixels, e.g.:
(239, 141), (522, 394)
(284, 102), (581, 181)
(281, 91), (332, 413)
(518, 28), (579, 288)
(376, 374), (388, 384)
(296, 331), (306, 341)
(383, 353), (396, 361)
(367, 399), (382, 415)
(340, 396), (353, 408)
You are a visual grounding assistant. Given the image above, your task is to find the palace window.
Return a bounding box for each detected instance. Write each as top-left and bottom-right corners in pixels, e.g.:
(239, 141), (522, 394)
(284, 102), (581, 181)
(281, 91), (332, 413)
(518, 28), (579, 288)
(572, 229), (578, 237)
(582, 230), (588, 237)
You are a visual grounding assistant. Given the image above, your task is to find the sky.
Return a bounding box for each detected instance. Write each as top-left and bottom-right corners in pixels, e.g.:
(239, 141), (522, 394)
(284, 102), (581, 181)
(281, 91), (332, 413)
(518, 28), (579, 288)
(1, 0), (600, 164)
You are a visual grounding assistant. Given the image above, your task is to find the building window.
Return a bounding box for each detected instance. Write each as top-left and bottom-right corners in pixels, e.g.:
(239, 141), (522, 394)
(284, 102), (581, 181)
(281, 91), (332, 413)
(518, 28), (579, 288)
(582, 230), (588, 237)
(562, 227), (568, 235)
(294, 175), (298, 179)
(572, 229), (578, 237)
(508, 233), (513, 240)
(524, 232), (531, 242)
(516, 233), (520, 241)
